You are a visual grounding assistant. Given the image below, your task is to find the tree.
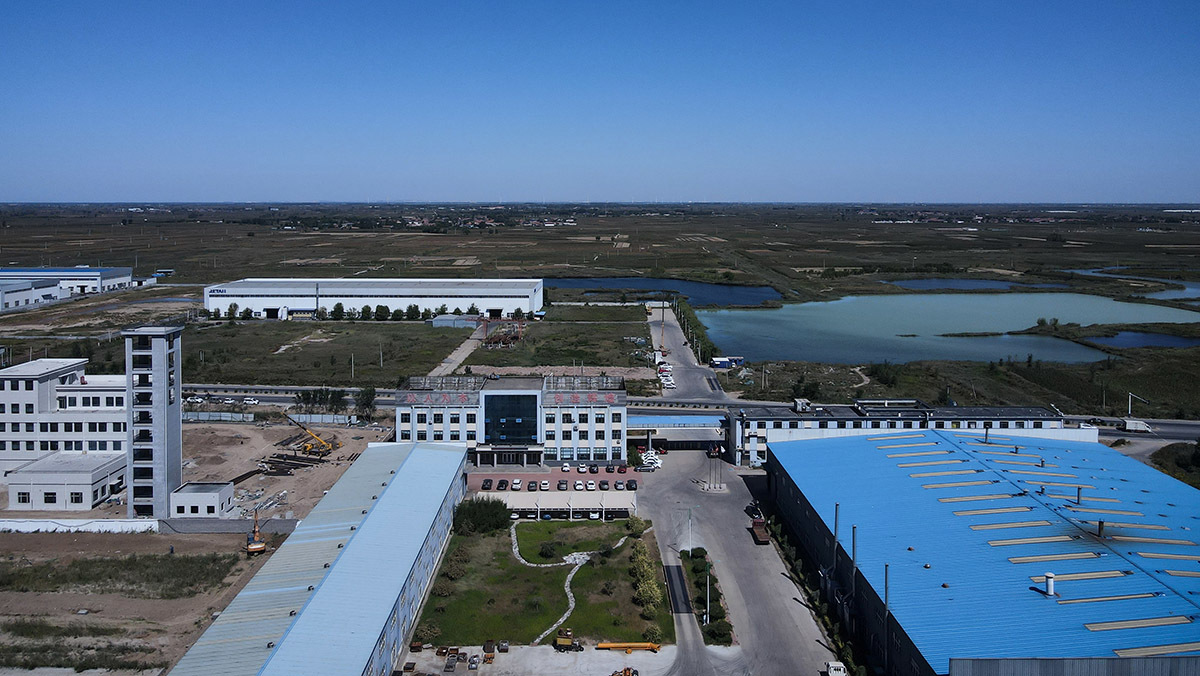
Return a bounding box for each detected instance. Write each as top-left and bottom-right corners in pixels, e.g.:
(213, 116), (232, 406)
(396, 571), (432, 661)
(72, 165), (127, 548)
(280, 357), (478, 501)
(210, 307), (221, 319)
(452, 497), (509, 535)
(354, 386), (377, 419)
(513, 308), (525, 320)
(436, 304), (449, 314)
(346, 307), (360, 320)
(328, 389), (348, 414)
(374, 305), (390, 321)
(467, 303), (479, 315)
(360, 305), (372, 320)
(628, 447), (643, 467)
(389, 308), (403, 320)
(421, 308), (433, 320)
(331, 302), (345, 321)
(315, 306), (329, 321)
(452, 307), (463, 315)
(227, 303), (239, 320)
(405, 303), (421, 320)
(240, 308), (253, 320)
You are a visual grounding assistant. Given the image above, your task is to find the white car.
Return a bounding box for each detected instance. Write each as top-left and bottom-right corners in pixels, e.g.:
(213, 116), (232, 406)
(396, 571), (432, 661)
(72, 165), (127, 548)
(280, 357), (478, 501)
(539, 480), (550, 490)
(588, 511), (600, 520)
(615, 480), (625, 490)
(185, 396), (204, 404)
(574, 480), (584, 491)
(562, 463), (571, 472)
(243, 397), (260, 405)
(511, 479), (523, 490)
(221, 398), (236, 405)
(585, 481), (596, 491)
(577, 464), (588, 473)
(825, 662), (848, 676)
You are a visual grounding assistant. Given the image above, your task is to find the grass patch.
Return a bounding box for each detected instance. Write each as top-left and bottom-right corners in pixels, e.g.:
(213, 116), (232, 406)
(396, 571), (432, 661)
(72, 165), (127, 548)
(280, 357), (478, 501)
(569, 528), (674, 644)
(465, 321), (650, 367)
(1, 619), (125, 639)
(1151, 442), (1200, 490)
(182, 320), (470, 387)
(680, 549), (732, 645)
(0, 553), (239, 599)
(0, 640), (165, 671)
(544, 305), (648, 322)
(515, 520), (629, 562)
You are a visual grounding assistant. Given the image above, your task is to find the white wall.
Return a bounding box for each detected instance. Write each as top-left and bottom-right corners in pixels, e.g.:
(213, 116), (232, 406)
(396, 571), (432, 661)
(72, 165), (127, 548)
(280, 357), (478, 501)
(0, 518), (158, 533)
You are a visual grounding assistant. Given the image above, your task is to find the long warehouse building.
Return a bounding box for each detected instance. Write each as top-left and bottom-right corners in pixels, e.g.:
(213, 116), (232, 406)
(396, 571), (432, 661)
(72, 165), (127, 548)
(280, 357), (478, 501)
(204, 277), (543, 320)
(170, 442), (467, 676)
(766, 431), (1200, 675)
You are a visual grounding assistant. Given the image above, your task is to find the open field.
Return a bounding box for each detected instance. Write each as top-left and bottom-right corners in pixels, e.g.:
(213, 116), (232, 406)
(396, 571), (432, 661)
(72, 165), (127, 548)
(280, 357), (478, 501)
(0, 531), (268, 671)
(415, 520), (672, 646)
(464, 321), (651, 369)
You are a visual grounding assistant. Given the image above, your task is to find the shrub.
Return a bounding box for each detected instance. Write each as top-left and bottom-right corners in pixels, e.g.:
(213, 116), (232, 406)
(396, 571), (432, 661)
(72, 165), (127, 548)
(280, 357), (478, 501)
(539, 541), (559, 560)
(691, 558), (708, 574)
(431, 580), (454, 597)
(703, 619), (733, 644)
(414, 623), (441, 643)
(633, 579), (663, 608)
(442, 561), (467, 580)
(625, 516), (648, 537)
(601, 580), (617, 596)
(598, 543), (615, 559)
(689, 547), (708, 559)
(453, 497), (510, 535)
(450, 546), (471, 563)
(643, 624), (663, 643)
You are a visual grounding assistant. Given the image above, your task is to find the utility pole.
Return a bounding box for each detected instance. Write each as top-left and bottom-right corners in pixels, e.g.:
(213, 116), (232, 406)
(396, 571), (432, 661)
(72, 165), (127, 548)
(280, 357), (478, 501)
(705, 558), (711, 625)
(1128, 391), (1149, 416)
(351, 353), (355, 380)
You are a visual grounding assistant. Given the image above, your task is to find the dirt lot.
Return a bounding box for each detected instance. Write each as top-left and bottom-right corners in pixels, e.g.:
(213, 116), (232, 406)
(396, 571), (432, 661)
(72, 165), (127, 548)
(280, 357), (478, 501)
(0, 531), (265, 674)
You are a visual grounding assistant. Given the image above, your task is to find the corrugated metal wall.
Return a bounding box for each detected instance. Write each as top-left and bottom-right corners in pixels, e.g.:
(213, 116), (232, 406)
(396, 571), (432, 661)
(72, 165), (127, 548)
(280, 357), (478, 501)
(950, 657), (1200, 676)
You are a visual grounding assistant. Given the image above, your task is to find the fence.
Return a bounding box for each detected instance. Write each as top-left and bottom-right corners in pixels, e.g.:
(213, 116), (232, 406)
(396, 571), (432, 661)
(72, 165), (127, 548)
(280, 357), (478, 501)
(183, 411), (256, 423)
(290, 413), (358, 425)
(0, 518), (159, 533)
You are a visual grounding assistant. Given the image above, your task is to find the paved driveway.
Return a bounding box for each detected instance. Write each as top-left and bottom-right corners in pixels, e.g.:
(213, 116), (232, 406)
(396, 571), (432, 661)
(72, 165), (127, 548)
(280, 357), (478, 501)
(648, 307), (728, 402)
(639, 450), (835, 676)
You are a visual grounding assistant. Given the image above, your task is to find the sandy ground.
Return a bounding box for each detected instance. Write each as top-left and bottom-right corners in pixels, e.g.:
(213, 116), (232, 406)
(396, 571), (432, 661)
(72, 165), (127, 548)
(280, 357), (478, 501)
(0, 532), (269, 673)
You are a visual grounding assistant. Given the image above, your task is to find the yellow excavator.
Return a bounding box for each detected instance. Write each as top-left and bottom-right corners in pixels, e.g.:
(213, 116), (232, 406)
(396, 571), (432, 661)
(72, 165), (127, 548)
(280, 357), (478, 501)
(246, 509), (267, 556)
(285, 414), (335, 456)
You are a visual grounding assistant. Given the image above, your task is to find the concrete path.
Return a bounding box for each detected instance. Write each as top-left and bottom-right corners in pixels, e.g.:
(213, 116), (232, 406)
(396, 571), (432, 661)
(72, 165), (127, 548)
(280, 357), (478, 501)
(647, 307), (728, 403)
(428, 324), (485, 376)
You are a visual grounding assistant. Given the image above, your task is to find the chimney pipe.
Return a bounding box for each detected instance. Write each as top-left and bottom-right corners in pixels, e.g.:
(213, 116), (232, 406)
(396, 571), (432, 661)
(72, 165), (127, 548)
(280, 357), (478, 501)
(1045, 572), (1055, 597)
(1098, 520), (1105, 538)
(1076, 486), (1082, 504)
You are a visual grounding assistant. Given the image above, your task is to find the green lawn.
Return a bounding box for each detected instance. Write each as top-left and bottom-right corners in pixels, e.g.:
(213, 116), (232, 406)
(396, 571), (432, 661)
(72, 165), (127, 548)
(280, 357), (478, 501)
(465, 321), (650, 368)
(0, 553), (238, 600)
(417, 521), (673, 646)
(543, 305), (649, 322)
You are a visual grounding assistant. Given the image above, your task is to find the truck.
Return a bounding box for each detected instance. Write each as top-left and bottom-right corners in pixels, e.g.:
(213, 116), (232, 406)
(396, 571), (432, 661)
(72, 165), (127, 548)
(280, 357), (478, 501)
(1119, 419), (1152, 433)
(750, 518), (770, 545)
(709, 357), (732, 369)
(553, 628), (583, 653)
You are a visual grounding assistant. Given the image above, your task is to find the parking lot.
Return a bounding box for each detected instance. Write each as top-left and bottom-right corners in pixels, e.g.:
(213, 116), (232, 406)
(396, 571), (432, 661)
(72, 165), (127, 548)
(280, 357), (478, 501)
(467, 463), (648, 519)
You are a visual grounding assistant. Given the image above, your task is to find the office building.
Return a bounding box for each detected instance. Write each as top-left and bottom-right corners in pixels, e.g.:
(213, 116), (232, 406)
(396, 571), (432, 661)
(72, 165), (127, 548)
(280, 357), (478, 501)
(124, 326), (183, 517)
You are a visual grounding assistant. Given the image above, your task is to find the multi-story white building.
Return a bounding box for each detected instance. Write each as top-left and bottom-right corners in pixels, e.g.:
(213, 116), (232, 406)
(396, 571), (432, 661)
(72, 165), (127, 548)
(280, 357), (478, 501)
(203, 278), (543, 320)
(0, 359), (128, 476)
(727, 398), (1096, 466)
(0, 267), (134, 296)
(395, 375), (627, 466)
(124, 326), (184, 518)
(6, 451), (125, 511)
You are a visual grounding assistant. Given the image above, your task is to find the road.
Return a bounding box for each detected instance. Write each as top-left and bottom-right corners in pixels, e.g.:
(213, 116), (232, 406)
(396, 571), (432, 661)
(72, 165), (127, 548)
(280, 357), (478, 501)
(647, 307), (729, 403)
(639, 450), (834, 676)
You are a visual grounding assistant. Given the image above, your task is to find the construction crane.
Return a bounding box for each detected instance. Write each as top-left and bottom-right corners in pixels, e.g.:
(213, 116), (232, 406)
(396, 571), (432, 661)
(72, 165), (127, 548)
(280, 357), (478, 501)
(284, 413), (334, 456)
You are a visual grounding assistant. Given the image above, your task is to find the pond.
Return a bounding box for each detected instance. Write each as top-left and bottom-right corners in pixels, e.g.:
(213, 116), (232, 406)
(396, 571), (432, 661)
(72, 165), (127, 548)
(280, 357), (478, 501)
(1067, 268), (1200, 302)
(1087, 331), (1200, 349)
(697, 293), (1200, 364)
(545, 277), (780, 307)
(886, 278), (1068, 291)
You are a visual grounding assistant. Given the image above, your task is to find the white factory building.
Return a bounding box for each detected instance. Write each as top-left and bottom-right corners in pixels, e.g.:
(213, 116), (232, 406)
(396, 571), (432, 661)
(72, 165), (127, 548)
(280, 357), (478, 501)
(0, 267), (134, 296)
(0, 279), (65, 312)
(0, 359), (128, 476)
(6, 451), (125, 511)
(203, 278), (544, 320)
(170, 482), (235, 518)
(395, 375), (627, 466)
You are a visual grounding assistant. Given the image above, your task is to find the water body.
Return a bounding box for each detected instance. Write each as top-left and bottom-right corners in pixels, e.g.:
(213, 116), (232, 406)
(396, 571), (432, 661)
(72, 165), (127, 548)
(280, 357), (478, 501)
(886, 278), (1068, 291)
(1087, 331), (1200, 349)
(545, 277), (780, 306)
(1068, 268), (1200, 301)
(697, 293), (1200, 364)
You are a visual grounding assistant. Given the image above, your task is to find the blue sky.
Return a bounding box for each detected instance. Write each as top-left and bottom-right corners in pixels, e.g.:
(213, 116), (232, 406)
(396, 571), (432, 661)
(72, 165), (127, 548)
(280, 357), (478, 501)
(1, 1), (1197, 202)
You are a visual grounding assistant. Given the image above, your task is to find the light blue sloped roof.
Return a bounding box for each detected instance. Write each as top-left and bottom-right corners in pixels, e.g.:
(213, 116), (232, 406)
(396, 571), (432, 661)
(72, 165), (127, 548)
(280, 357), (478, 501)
(769, 431), (1200, 674)
(169, 442), (465, 676)
(628, 414), (724, 429)
(260, 442), (465, 675)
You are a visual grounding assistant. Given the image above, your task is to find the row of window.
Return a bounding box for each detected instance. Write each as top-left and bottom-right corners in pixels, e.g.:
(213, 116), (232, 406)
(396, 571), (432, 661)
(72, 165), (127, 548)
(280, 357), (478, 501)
(399, 429), (475, 442)
(400, 412), (477, 425)
(750, 419), (1048, 431)
(16, 490), (85, 505)
(400, 411), (625, 425)
(546, 412), (622, 424)
(0, 440), (122, 451)
(0, 380), (35, 391)
(545, 429), (622, 441)
(58, 395), (124, 409)
(0, 421), (126, 433)
(543, 447), (625, 461)
(175, 504), (218, 514)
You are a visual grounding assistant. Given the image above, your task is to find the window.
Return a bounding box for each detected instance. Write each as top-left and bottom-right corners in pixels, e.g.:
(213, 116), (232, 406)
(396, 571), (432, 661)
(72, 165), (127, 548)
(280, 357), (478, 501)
(40, 423), (49, 432)
(106, 397), (115, 407)
(450, 413), (460, 424)
(25, 441), (34, 450)
(417, 430), (427, 441)
(613, 430), (622, 439)
(789, 421), (799, 429)
(8, 404), (16, 414)
(400, 412), (411, 423)
(1033, 421), (1043, 429)
(177, 506), (185, 514)
(24, 380), (33, 391)
(0, 423), (4, 432)
(24, 404), (33, 414)
(68, 397), (76, 407)
(400, 430), (411, 440)
(579, 431), (589, 440)
(433, 413), (443, 424)
(16, 492), (29, 504)
(612, 412), (622, 422)
(70, 492), (84, 504)
(57, 397), (67, 409)
(563, 414), (574, 424)
(0, 441), (6, 450)
(596, 430), (605, 440)
(466, 413), (476, 424)
(562, 430), (572, 441)
(133, 486), (154, 499)
(207, 505), (216, 514)
(596, 414), (605, 423)
(43, 492), (57, 504)
(191, 505), (199, 514)
(545, 430), (556, 441)
(466, 431), (476, 441)
(579, 413), (589, 424)
(416, 413), (427, 424)
(133, 467), (153, 480)
(115, 396), (123, 407)
(449, 431), (460, 441)
(545, 414), (555, 424)
(433, 431), (444, 441)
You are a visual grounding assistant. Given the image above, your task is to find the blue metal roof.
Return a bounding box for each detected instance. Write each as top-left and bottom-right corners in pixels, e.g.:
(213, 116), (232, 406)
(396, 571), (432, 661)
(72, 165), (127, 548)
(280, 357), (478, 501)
(628, 414), (724, 429)
(260, 442), (465, 675)
(169, 442), (465, 676)
(769, 431), (1200, 673)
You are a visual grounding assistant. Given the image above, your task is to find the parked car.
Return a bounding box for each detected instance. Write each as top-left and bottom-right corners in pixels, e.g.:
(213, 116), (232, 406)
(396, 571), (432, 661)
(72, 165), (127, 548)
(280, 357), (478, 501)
(626, 480), (638, 491)
(599, 480), (609, 490)
(615, 480), (625, 490)
(221, 397), (236, 404)
(617, 465), (628, 474)
(562, 463), (571, 472)
(588, 464), (599, 474)
(577, 464), (588, 473)
(557, 479), (569, 491)
(574, 480), (584, 491)
(605, 465), (615, 473)
(588, 511), (601, 520)
(586, 481), (596, 491)
(497, 479), (509, 490)
(527, 481), (537, 491)
(243, 397), (260, 405)
(510, 512), (520, 520)
(539, 480), (550, 490)
(185, 396), (204, 404)
(511, 479), (522, 490)
(480, 478), (493, 491)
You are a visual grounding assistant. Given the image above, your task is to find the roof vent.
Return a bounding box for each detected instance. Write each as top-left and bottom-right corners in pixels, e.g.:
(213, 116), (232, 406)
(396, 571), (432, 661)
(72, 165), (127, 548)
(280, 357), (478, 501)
(307, 585), (315, 591)
(289, 610), (297, 616)
(323, 562), (330, 568)
(267, 641), (275, 649)
(337, 543), (344, 548)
